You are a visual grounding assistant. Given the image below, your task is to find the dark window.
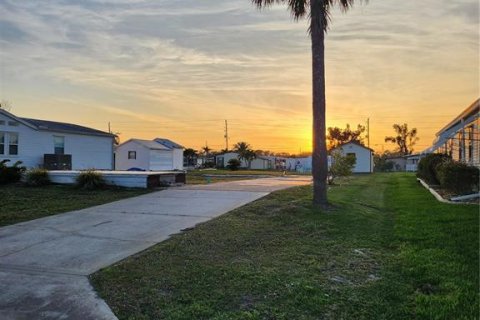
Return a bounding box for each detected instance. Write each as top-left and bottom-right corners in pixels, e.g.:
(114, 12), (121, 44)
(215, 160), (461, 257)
(9, 132), (18, 155)
(54, 136), (65, 154)
(8, 121), (19, 127)
(346, 152), (356, 160)
(128, 151), (136, 159)
(0, 132), (4, 154)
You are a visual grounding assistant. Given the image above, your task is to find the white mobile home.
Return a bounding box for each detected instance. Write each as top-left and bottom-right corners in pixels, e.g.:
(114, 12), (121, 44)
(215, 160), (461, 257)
(115, 138), (184, 171)
(0, 109), (114, 170)
(331, 142), (374, 173)
(425, 98), (479, 166)
(215, 152), (272, 169)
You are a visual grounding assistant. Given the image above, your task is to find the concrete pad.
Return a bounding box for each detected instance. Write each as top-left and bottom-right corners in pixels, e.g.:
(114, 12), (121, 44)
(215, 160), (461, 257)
(0, 175), (311, 318)
(182, 177), (312, 192)
(0, 226), (63, 257)
(0, 270), (116, 320)
(0, 235), (154, 275)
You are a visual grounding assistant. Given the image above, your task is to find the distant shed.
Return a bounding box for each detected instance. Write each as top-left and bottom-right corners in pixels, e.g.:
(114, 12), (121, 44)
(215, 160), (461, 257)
(115, 138), (184, 171)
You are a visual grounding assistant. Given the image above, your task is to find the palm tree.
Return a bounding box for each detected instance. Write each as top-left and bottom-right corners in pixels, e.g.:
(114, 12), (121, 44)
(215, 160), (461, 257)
(385, 123), (419, 155)
(234, 141), (254, 168)
(252, 0), (358, 208)
(202, 145), (211, 157)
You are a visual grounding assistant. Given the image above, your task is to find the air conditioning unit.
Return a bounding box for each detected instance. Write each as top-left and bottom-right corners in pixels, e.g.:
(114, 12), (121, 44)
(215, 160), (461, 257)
(44, 154), (72, 170)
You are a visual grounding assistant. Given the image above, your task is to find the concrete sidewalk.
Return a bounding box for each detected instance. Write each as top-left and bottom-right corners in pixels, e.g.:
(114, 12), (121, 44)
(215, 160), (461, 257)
(0, 176), (311, 319)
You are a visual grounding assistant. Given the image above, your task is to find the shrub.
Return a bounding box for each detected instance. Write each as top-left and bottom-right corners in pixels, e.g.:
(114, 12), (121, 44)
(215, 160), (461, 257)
(436, 161), (479, 195)
(76, 169), (105, 190)
(328, 152), (356, 185)
(0, 160), (26, 184)
(226, 158), (241, 171)
(25, 168), (50, 186)
(417, 153), (451, 184)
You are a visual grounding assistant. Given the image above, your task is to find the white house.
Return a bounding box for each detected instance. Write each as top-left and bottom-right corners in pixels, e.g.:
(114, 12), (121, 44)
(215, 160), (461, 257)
(0, 109), (114, 170)
(286, 156), (312, 173)
(250, 157), (273, 170)
(215, 152), (273, 169)
(216, 152), (246, 168)
(115, 138), (184, 171)
(331, 142), (374, 173)
(424, 98), (479, 167)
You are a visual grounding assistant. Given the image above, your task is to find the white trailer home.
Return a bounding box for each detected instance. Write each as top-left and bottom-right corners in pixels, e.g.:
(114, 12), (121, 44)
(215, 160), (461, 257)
(0, 109), (114, 170)
(115, 138), (184, 171)
(331, 141), (374, 173)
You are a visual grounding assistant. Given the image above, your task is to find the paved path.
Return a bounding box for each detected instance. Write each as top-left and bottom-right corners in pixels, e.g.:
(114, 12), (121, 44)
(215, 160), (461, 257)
(0, 176), (311, 319)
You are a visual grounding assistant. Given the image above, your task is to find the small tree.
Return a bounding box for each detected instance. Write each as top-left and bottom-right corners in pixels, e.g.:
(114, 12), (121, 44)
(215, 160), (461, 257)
(226, 158), (241, 171)
(385, 123), (419, 155)
(183, 148), (198, 167)
(327, 124), (366, 150)
(328, 152), (356, 185)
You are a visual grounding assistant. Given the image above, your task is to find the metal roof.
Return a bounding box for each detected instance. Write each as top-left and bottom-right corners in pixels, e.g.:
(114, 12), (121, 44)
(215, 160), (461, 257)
(154, 138), (184, 149)
(19, 117), (114, 137)
(130, 139), (170, 150)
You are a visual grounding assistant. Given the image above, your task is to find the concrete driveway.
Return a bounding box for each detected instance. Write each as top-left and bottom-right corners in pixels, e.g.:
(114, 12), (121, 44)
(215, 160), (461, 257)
(0, 176), (311, 319)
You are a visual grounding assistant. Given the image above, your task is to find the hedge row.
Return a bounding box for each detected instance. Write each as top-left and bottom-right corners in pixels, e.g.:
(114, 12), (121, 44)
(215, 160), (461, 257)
(417, 154), (479, 195)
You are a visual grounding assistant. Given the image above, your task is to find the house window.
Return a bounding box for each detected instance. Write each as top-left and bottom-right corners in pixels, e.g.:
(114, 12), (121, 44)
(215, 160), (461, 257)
(9, 132), (18, 155)
(0, 120), (5, 125)
(54, 136), (65, 154)
(128, 151), (136, 159)
(346, 152), (356, 160)
(0, 132), (4, 155)
(8, 121), (19, 127)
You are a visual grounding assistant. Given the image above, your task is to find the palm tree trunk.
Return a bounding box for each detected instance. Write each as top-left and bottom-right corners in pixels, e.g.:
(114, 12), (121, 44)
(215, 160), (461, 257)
(310, 0), (328, 208)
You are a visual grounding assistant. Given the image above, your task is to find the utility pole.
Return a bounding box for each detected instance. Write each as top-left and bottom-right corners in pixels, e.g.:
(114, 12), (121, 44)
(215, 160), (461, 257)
(367, 118), (372, 172)
(367, 118), (370, 149)
(108, 122), (111, 133)
(224, 120), (229, 151)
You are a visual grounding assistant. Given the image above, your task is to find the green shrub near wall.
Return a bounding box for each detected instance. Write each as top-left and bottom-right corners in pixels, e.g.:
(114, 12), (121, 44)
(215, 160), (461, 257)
(0, 160), (26, 185)
(417, 153), (451, 184)
(436, 161), (480, 195)
(76, 169), (106, 190)
(25, 169), (51, 187)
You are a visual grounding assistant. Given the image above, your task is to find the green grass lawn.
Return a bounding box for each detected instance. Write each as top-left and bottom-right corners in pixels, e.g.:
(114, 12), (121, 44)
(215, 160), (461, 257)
(0, 184), (149, 227)
(90, 173), (479, 319)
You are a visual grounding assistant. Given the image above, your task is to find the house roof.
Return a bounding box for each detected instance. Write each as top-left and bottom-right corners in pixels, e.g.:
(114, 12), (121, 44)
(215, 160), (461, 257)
(435, 98), (479, 136)
(0, 108), (113, 137)
(126, 139), (171, 150)
(118, 138), (183, 150)
(154, 138), (183, 149)
(20, 118), (114, 137)
(331, 141), (374, 152)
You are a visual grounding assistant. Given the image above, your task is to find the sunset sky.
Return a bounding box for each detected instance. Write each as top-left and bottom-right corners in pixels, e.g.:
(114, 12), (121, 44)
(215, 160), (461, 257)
(0, 0), (478, 154)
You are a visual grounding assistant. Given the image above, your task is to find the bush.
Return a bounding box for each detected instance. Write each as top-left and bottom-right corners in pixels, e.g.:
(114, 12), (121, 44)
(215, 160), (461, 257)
(436, 161), (479, 195)
(76, 169), (105, 190)
(25, 168), (50, 186)
(417, 153), (451, 184)
(328, 152), (356, 185)
(226, 158), (241, 171)
(0, 159), (26, 184)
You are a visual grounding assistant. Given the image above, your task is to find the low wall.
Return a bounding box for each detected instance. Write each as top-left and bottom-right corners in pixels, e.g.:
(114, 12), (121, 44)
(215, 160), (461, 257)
(48, 170), (186, 188)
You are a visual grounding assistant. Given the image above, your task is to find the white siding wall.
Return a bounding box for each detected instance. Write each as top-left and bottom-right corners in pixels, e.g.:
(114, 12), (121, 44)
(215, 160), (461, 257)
(115, 142), (150, 170)
(0, 113), (113, 169)
(217, 152), (248, 168)
(335, 143), (373, 173)
(172, 148), (184, 170)
(250, 158), (271, 170)
(149, 150), (173, 170)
